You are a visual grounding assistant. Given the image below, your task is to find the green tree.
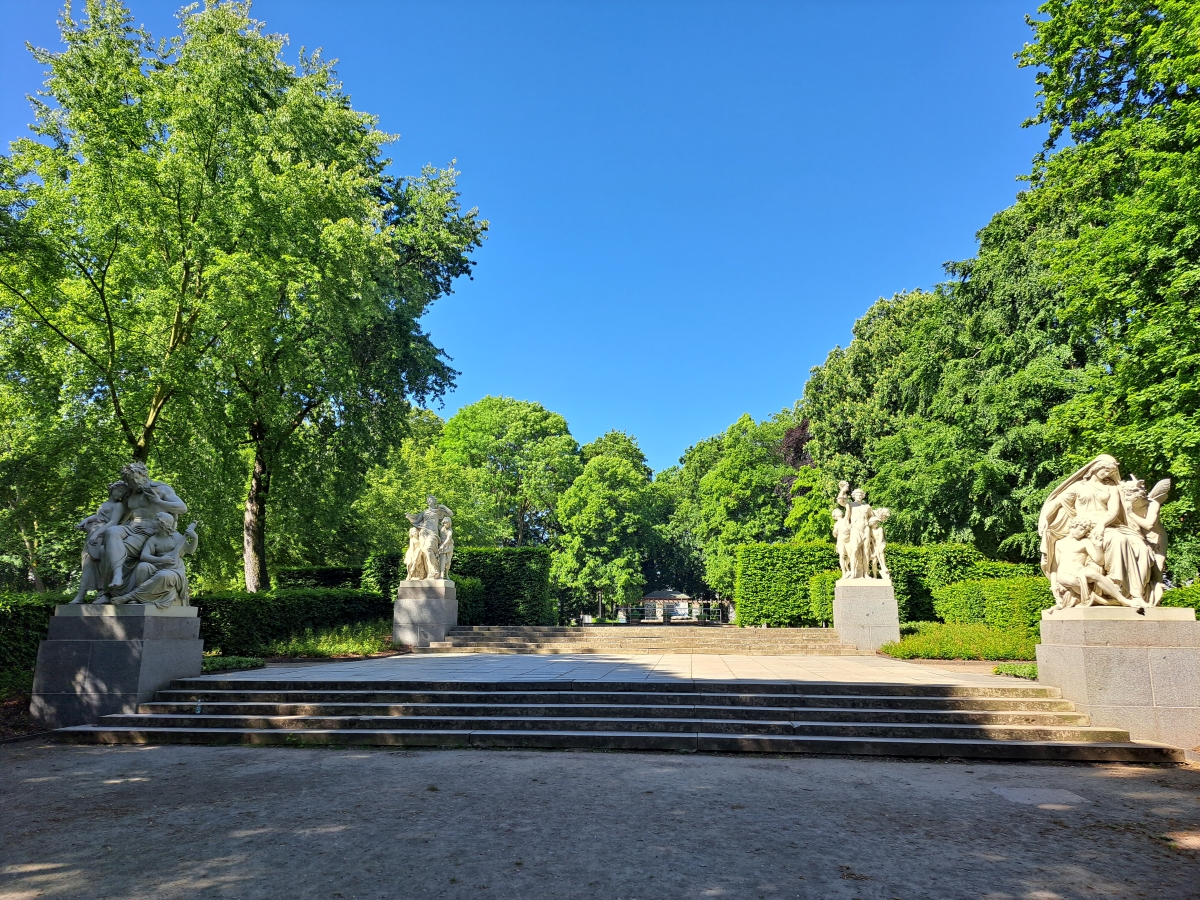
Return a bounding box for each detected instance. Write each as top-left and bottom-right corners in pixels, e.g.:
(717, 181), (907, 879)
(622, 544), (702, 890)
(0, 2), (484, 590)
(440, 396), (581, 545)
(551, 455), (655, 618)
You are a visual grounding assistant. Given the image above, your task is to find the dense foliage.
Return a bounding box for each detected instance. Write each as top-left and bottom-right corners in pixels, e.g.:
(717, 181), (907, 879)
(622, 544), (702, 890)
(931, 577), (1054, 633)
(0, 592), (59, 675)
(453, 547), (554, 626)
(733, 543), (839, 627)
(879, 622), (1039, 661)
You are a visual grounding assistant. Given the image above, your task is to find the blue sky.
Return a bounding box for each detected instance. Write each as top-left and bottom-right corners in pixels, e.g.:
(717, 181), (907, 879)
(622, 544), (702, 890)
(0, 0), (1047, 471)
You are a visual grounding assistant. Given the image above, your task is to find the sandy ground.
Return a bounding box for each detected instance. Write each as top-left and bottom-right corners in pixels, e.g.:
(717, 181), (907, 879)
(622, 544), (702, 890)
(1, 742), (1197, 900)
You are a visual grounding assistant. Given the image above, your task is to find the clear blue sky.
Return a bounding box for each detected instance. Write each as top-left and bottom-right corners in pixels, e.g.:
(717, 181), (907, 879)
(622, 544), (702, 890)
(0, 0), (1047, 472)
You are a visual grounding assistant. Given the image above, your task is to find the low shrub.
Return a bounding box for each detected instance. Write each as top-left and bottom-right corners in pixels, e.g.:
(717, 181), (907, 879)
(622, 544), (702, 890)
(1162, 583), (1200, 611)
(807, 570), (839, 626)
(259, 618), (393, 658)
(273, 566), (362, 590)
(931, 577), (1052, 632)
(193, 588), (390, 656)
(0, 593), (61, 676)
(993, 662), (1038, 679)
(972, 560), (1040, 579)
(733, 543), (838, 627)
(201, 656), (265, 673)
(878, 622), (1038, 660)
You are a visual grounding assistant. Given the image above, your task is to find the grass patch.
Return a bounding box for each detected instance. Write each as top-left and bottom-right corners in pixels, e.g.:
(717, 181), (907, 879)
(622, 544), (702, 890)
(993, 662), (1038, 679)
(258, 618), (394, 658)
(201, 656), (265, 673)
(879, 622), (1037, 661)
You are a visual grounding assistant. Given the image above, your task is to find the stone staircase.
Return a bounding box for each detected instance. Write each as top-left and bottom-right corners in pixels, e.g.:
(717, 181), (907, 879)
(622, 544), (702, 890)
(422, 625), (872, 655)
(58, 678), (1184, 762)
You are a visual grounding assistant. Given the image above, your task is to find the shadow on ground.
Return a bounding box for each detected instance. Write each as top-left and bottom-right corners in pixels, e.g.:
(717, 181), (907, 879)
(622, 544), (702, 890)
(1, 743), (1197, 899)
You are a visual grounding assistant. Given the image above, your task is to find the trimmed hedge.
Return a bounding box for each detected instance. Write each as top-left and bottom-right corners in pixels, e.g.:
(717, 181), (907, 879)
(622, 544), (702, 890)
(887, 544), (983, 622)
(0, 593), (60, 675)
(362, 553), (403, 600)
(455, 575), (486, 626)
(1162, 583), (1200, 610)
(734, 543), (838, 627)
(453, 547), (553, 625)
(194, 588), (390, 656)
(807, 570), (839, 626)
(931, 576), (1053, 633)
(273, 565), (362, 590)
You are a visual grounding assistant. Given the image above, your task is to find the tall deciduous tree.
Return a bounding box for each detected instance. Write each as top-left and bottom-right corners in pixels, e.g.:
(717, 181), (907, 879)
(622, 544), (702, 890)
(0, 1), (485, 590)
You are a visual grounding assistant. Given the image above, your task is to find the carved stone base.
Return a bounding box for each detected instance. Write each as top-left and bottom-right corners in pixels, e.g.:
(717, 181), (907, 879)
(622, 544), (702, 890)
(833, 578), (900, 652)
(1037, 606), (1199, 761)
(394, 579), (458, 648)
(30, 605), (202, 728)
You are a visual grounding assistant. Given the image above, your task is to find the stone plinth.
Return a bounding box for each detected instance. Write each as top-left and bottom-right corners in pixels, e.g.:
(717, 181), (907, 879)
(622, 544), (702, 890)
(833, 578), (900, 652)
(1037, 606), (1200, 762)
(30, 605), (203, 728)
(394, 579), (458, 648)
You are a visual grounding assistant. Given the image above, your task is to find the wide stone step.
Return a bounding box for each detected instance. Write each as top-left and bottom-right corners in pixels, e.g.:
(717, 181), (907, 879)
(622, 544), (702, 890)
(142, 701), (1090, 726)
(167, 679), (1065, 699)
(418, 646), (875, 656)
(55, 725), (1184, 762)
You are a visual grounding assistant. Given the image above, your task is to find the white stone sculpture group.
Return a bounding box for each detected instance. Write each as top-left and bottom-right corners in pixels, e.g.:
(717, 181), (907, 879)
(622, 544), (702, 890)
(833, 481), (890, 581)
(404, 495), (454, 581)
(70, 462), (198, 608)
(1039, 454), (1169, 610)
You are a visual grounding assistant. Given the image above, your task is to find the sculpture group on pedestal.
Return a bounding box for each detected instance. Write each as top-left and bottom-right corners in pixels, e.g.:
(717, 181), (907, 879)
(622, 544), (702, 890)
(833, 482), (890, 580)
(404, 495), (454, 580)
(70, 463), (198, 609)
(1039, 454), (1169, 610)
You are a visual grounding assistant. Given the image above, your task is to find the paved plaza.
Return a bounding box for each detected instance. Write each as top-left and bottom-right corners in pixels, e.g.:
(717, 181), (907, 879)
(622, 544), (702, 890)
(192, 652), (1015, 687)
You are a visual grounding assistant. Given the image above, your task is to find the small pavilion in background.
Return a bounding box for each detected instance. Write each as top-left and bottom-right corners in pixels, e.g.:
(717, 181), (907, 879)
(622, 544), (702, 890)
(619, 590), (730, 624)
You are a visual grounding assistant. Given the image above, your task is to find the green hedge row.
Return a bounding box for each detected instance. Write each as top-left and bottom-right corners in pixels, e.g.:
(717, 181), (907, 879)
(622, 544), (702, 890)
(734, 543), (838, 626)
(273, 565), (362, 590)
(1162, 584), (1200, 610)
(733, 542), (1034, 626)
(0, 593), (60, 675)
(931, 577), (1053, 633)
(194, 588), (390, 656)
(453, 547), (553, 626)
(807, 570), (839, 626)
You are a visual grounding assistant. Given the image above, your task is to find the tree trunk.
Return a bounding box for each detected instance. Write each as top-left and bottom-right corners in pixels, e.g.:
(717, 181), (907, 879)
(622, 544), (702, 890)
(243, 446), (271, 592)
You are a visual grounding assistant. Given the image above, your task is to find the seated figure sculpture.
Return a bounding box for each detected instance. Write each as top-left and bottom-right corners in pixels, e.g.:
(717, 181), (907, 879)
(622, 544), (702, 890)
(70, 463), (194, 606)
(1039, 454), (1170, 609)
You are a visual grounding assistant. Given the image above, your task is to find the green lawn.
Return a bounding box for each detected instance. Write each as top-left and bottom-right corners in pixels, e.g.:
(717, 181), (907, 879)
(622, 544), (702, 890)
(257, 618), (395, 658)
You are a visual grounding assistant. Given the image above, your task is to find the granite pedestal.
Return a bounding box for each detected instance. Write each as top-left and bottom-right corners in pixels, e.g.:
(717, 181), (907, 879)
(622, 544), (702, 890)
(1037, 606), (1200, 762)
(393, 579), (458, 648)
(29, 605), (203, 728)
(833, 578), (901, 652)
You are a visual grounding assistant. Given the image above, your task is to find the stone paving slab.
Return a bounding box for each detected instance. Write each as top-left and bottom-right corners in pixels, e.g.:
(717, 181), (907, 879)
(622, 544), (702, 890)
(196, 652), (1015, 686)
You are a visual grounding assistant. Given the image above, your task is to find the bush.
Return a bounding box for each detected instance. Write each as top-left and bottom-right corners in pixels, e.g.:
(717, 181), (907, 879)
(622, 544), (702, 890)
(0, 593), (61, 676)
(878, 622), (1038, 660)
(201, 656), (264, 673)
(734, 543), (838, 627)
(931, 576), (1053, 632)
(362, 552), (403, 599)
(972, 560), (1040, 579)
(193, 588), (390, 656)
(994, 663), (1038, 679)
(453, 547), (553, 625)
(807, 570), (839, 626)
(887, 544), (983, 622)
(273, 566), (362, 590)
(259, 618), (393, 657)
(1162, 583), (1200, 611)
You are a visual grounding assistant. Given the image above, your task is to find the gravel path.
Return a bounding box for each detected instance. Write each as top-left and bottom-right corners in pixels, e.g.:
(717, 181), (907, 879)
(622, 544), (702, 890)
(2, 742), (1198, 899)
